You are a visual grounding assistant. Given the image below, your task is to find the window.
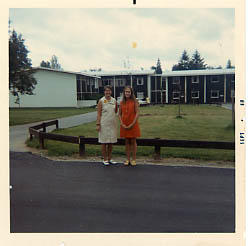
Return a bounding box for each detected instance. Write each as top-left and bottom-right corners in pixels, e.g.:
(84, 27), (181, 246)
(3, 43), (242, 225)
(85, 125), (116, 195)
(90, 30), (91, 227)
(211, 75), (219, 83)
(137, 92), (144, 99)
(173, 91), (180, 99)
(162, 77), (166, 89)
(211, 90), (219, 98)
(231, 75), (235, 83)
(116, 79), (125, 87)
(191, 91), (199, 99)
(231, 90), (235, 98)
(173, 77), (180, 85)
(137, 78), (144, 85)
(102, 79), (113, 86)
(192, 76), (199, 84)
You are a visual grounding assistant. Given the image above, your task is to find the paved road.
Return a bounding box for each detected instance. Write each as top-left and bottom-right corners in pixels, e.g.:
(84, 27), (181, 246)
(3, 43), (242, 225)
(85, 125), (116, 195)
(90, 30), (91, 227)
(10, 152), (235, 233)
(9, 111), (97, 152)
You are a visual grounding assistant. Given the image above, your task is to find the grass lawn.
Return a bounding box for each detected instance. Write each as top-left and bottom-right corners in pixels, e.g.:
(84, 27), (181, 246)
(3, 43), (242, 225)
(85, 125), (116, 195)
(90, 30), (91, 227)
(26, 104), (235, 161)
(9, 107), (96, 126)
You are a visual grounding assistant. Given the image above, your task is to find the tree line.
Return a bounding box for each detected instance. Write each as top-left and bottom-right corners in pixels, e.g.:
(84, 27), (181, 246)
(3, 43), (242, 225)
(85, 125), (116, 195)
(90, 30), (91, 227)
(151, 50), (234, 74)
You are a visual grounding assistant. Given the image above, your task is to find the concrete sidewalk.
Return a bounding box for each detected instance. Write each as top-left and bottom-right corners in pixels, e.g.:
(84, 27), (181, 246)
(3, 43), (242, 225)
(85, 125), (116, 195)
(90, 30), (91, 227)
(222, 103), (232, 110)
(9, 111), (97, 152)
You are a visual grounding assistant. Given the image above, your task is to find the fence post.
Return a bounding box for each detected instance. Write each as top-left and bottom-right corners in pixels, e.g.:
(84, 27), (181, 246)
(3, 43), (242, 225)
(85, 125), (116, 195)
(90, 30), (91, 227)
(154, 138), (161, 160)
(56, 120), (59, 129)
(39, 131), (45, 149)
(79, 136), (85, 156)
(42, 123), (46, 132)
(30, 132), (33, 141)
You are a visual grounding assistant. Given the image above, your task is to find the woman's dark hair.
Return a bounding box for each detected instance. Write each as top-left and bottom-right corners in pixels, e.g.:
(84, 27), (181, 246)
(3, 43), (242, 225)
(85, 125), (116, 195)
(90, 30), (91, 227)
(104, 85), (112, 91)
(122, 86), (137, 104)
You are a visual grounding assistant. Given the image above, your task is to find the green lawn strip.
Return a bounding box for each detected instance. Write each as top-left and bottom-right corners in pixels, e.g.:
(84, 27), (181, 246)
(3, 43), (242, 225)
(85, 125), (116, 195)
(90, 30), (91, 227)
(9, 107), (96, 126)
(26, 139), (234, 161)
(26, 105), (235, 161)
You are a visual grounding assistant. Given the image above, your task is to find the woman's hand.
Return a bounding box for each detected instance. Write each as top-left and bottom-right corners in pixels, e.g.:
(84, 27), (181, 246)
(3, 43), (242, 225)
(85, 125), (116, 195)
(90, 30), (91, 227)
(96, 124), (101, 132)
(126, 124), (133, 129)
(121, 122), (128, 129)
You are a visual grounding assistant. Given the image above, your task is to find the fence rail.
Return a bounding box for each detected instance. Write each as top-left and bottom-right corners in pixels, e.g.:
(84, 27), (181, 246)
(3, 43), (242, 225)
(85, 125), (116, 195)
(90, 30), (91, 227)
(29, 119), (235, 159)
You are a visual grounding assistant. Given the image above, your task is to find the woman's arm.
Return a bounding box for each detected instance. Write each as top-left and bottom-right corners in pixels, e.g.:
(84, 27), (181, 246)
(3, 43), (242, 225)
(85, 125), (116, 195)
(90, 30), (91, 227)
(96, 100), (102, 132)
(127, 100), (139, 129)
(115, 100), (118, 114)
(118, 102), (126, 128)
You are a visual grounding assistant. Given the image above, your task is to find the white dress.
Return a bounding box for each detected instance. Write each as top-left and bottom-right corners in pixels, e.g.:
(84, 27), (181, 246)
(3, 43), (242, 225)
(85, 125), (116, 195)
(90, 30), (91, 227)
(98, 96), (117, 143)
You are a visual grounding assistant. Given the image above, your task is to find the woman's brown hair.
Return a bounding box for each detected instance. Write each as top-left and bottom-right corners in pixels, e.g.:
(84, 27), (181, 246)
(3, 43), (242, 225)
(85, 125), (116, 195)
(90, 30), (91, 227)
(104, 85), (112, 91)
(122, 86), (137, 104)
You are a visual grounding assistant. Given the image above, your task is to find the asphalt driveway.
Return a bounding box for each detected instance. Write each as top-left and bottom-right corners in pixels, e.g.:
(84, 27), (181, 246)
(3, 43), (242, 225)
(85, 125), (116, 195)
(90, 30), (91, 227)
(10, 151), (235, 233)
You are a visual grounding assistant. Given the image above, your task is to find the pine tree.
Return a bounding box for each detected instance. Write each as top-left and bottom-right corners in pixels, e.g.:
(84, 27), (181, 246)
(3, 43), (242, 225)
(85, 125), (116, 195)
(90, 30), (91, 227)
(190, 50), (207, 70)
(155, 58), (162, 74)
(50, 55), (62, 70)
(178, 50), (190, 70)
(172, 50), (191, 71)
(40, 60), (51, 68)
(226, 59), (234, 69)
(9, 30), (37, 104)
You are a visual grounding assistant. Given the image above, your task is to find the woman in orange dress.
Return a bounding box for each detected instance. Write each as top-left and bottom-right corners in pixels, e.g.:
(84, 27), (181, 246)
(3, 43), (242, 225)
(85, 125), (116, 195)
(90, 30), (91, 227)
(119, 86), (141, 166)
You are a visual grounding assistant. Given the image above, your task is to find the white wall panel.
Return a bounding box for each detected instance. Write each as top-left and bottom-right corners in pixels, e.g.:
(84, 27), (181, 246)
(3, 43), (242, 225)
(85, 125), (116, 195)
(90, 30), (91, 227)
(9, 70), (77, 107)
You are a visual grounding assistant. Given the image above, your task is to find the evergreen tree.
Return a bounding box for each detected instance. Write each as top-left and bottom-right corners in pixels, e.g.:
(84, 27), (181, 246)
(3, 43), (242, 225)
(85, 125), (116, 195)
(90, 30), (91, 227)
(50, 55), (62, 70)
(178, 50), (190, 70)
(226, 59), (234, 69)
(190, 50), (207, 70)
(9, 30), (37, 104)
(172, 50), (197, 71)
(40, 60), (51, 68)
(172, 64), (180, 71)
(155, 58), (162, 74)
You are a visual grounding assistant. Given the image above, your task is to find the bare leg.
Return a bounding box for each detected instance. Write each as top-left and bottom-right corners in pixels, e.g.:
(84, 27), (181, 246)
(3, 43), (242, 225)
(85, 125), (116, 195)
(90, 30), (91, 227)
(107, 144), (113, 161)
(131, 138), (137, 161)
(101, 144), (107, 161)
(125, 138), (131, 162)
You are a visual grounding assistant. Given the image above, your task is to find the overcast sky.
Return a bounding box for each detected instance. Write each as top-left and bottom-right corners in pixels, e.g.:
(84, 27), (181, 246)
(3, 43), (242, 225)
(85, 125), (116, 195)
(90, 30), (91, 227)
(9, 8), (235, 72)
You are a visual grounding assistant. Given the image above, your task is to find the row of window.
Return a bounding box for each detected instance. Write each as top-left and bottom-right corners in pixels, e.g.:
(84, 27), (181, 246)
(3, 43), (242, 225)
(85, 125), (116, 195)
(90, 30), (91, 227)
(172, 90), (234, 99)
(172, 75), (235, 85)
(102, 77), (144, 86)
(118, 92), (145, 99)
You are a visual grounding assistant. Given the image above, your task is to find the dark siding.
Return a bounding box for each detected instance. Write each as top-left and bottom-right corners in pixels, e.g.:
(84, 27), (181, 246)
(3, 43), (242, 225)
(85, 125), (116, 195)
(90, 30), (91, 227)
(97, 71), (235, 104)
(132, 75), (148, 98)
(199, 76), (205, 104)
(226, 74), (235, 103)
(99, 74), (148, 99)
(186, 77), (191, 103)
(168, 77), (173, 103)
(206, 75), (225, 104)
(151, 76), (155, 90)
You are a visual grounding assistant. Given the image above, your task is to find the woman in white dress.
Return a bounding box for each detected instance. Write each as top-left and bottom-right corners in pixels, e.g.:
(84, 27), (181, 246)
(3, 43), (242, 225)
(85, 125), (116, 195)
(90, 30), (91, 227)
(96, 85), (118, 165)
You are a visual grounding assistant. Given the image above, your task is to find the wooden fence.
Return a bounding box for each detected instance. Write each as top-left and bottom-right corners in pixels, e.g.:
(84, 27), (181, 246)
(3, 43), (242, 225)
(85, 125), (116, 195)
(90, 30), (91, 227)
(29, 119), (235, 159)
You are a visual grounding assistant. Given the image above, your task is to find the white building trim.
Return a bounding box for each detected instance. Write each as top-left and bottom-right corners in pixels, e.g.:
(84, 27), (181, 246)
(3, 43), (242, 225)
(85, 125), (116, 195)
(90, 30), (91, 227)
(184, 76), (187, 103)
(166, 77), (168, 103)
(204, 75), (206, 103)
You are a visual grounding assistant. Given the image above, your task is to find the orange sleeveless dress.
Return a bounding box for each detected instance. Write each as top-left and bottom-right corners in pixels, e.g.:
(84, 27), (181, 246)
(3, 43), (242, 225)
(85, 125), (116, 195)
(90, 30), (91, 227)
(120, 99), (141, 138)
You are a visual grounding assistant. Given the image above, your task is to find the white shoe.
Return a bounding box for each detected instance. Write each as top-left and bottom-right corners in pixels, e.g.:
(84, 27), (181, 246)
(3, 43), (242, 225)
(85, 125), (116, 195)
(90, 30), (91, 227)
(109, 159), (117, 164)
(103, 160), (109, 165)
